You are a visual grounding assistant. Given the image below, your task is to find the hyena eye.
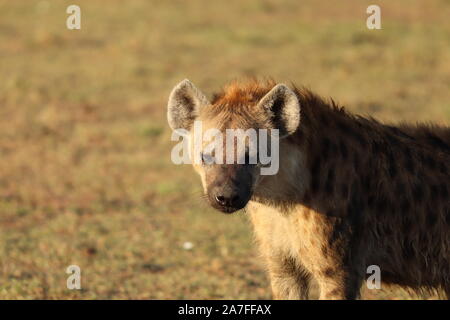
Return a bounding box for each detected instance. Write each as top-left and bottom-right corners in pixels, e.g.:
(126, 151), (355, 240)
(201, 152), (214, 165)
(245, 151), (258, 165)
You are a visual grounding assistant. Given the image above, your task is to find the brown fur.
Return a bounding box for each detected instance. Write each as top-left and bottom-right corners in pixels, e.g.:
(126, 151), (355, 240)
(170, 79), (450, 299)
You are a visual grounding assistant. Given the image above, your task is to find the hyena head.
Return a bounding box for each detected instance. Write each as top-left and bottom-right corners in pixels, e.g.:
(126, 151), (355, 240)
(167, 79), (300, 213)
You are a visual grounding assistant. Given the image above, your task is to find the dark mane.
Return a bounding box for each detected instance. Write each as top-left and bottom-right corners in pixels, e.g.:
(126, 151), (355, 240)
(212, 78), (450, 157)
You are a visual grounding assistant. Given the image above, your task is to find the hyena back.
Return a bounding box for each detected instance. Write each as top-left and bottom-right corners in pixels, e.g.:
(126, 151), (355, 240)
(167, 79), (450, 299)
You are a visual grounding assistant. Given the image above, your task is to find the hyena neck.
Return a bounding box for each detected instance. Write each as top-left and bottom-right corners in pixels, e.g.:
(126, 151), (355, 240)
(252, 88), (359, 214)
(253, 86), (450, 218)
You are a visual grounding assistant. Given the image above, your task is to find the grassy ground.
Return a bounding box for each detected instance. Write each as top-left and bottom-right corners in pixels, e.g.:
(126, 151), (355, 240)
(0, 0), (449, 299)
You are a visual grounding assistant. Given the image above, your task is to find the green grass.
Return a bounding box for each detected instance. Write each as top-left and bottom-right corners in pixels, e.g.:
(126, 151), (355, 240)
(0, 0), (449, 299)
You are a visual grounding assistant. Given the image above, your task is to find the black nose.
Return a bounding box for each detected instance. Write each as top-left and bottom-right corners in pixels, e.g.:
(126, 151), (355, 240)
(214, 194), (240, 208)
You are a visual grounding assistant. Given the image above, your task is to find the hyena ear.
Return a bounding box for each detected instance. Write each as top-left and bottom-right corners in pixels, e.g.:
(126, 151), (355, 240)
(257, 84), (301, 137)
(167, 79), (210, 131)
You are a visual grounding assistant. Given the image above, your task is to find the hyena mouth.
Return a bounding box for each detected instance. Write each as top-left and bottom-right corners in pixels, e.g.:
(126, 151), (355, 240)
(216, 205), (244, 214)
(218, 206), (241, 214)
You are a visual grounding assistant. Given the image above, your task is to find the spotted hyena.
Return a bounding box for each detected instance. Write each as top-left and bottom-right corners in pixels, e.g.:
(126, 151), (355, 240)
(167, 79), (450, 299)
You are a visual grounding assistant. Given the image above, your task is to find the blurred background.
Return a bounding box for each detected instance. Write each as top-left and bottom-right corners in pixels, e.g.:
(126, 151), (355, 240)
(0, 0), (449, 299)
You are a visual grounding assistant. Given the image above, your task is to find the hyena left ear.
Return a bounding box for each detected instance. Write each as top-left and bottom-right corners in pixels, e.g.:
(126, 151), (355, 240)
(167, 79), (210, 131)
(257, 84), (301, 137)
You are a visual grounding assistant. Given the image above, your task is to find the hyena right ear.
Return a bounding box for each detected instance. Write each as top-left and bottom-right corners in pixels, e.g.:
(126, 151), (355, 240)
(257, 84), (301, 138)
(167, 79), (210, 131)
